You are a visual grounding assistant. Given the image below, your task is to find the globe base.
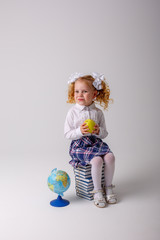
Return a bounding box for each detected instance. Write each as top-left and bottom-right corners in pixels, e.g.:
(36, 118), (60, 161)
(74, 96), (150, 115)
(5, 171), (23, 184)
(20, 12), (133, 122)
(50, 195), (70, 207)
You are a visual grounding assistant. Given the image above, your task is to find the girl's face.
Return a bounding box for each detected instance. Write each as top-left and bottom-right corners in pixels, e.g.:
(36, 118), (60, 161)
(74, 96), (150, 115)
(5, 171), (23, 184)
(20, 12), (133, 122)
(74, 79), (97, 106)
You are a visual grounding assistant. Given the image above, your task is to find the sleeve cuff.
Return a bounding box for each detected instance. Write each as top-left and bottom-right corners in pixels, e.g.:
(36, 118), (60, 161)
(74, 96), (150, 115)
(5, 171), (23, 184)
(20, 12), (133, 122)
(76, 127), (83, 138)
(97, 127), (108, 139)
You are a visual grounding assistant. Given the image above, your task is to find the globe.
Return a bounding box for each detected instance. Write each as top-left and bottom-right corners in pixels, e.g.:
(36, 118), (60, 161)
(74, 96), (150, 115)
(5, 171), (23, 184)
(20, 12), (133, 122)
(47, 168), (71, 207)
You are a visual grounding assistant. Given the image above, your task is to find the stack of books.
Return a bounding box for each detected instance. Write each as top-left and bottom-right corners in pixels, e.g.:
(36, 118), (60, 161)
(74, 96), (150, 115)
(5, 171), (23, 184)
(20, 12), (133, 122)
(73, 164), (105, 200)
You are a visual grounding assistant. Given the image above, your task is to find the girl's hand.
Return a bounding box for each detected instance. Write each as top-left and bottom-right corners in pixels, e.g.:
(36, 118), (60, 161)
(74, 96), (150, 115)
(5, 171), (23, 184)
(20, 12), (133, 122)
(92, 124), (100, 135)
(80, 123), (89, 135)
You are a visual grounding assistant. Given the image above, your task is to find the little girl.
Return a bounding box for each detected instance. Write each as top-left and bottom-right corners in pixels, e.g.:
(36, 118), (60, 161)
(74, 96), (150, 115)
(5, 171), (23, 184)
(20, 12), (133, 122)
(64, 72), (117, 208)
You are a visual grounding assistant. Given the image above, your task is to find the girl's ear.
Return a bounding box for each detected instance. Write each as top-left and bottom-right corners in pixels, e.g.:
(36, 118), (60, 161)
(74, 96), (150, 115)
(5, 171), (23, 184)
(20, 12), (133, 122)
(93, 90), (98, 99)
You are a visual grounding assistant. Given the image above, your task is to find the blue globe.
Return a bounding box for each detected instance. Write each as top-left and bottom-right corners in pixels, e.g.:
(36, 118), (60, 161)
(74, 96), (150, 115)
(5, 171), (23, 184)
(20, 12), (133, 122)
(47, 168), (71, 197)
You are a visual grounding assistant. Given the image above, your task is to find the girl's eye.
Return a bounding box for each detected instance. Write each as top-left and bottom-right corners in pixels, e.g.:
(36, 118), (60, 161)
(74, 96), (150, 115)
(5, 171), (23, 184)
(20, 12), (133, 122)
(75, 90), (87, 93)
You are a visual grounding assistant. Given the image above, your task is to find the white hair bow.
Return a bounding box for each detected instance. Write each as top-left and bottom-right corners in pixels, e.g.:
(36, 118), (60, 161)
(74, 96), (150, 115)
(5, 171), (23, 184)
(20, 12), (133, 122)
(68, 72), (83, 84)
(68, 72), (105, 90)
(92, 72), (105, 90)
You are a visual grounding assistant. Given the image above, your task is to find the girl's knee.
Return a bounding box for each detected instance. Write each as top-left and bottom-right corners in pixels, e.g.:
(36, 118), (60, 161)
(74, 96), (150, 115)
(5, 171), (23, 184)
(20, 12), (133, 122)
(104, 152), (115, 163)
(90, 156), (103, 167)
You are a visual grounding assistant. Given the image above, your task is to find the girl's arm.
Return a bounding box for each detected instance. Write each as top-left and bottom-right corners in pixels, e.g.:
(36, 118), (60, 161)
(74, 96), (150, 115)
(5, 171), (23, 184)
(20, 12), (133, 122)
(95, 111), (108, 139)
(64, 111), (83, 140)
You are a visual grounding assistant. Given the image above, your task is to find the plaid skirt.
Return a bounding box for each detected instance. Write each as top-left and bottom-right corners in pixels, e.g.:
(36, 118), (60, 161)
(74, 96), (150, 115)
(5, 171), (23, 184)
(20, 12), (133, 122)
(69, 135), (112, 168)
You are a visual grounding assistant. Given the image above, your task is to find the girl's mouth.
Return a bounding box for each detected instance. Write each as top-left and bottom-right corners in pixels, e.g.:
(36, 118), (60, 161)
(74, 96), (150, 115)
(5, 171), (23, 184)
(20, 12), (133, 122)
(78, 98), (84, 101)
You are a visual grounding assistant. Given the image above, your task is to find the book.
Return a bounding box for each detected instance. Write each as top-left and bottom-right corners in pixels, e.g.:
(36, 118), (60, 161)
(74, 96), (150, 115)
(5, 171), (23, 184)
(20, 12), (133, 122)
(74, 169), (91, 176)
(75, 183), (92, 189)
(75, 175), (105, 183)
(74, 171), (92, 178)
(76, 191), (93, 201)
(75, 183), (94, 191)
(74, 165), (104, 173)
(74, 169), (104, 179)
(73, 163), (105, 200)
(75, 176), (93, 182)
(75, 164), (104, 171)
(75, 186), (93, 194)
(75, 179), (105, 190)
(74, 171), (104, 177)
(75, 180), (94, 187)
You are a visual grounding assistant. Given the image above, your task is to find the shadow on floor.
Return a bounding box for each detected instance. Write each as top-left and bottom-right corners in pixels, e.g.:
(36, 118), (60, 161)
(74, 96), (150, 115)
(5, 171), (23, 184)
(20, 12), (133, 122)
(115, 166), (159, 202)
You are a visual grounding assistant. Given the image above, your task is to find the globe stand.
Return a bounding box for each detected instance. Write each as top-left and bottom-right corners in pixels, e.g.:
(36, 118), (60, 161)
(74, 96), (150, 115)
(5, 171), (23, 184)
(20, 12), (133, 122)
(50, 195), (70, 207)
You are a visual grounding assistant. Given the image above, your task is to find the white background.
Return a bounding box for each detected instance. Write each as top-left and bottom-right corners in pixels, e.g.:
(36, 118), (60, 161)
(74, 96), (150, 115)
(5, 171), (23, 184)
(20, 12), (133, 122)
(0, 0), (160, 240)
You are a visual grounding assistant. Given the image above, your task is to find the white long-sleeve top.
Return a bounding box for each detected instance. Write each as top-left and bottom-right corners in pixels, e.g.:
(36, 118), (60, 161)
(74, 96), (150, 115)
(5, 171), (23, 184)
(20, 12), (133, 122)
(64, 102), (108, 140)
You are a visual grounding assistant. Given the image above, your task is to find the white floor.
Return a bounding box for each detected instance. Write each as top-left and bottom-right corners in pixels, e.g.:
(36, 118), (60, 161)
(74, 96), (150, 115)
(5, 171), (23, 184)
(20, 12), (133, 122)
(0, 154), (159, 240)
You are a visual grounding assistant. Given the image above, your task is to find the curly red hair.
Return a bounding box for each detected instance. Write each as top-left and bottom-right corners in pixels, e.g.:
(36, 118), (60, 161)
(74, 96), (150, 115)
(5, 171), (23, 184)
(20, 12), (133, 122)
(67, 75), (112, 110)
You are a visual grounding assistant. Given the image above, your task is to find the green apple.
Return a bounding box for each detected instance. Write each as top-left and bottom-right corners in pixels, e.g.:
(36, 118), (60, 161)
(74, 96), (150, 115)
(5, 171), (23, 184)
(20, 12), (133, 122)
(84, 119), (96, 133)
